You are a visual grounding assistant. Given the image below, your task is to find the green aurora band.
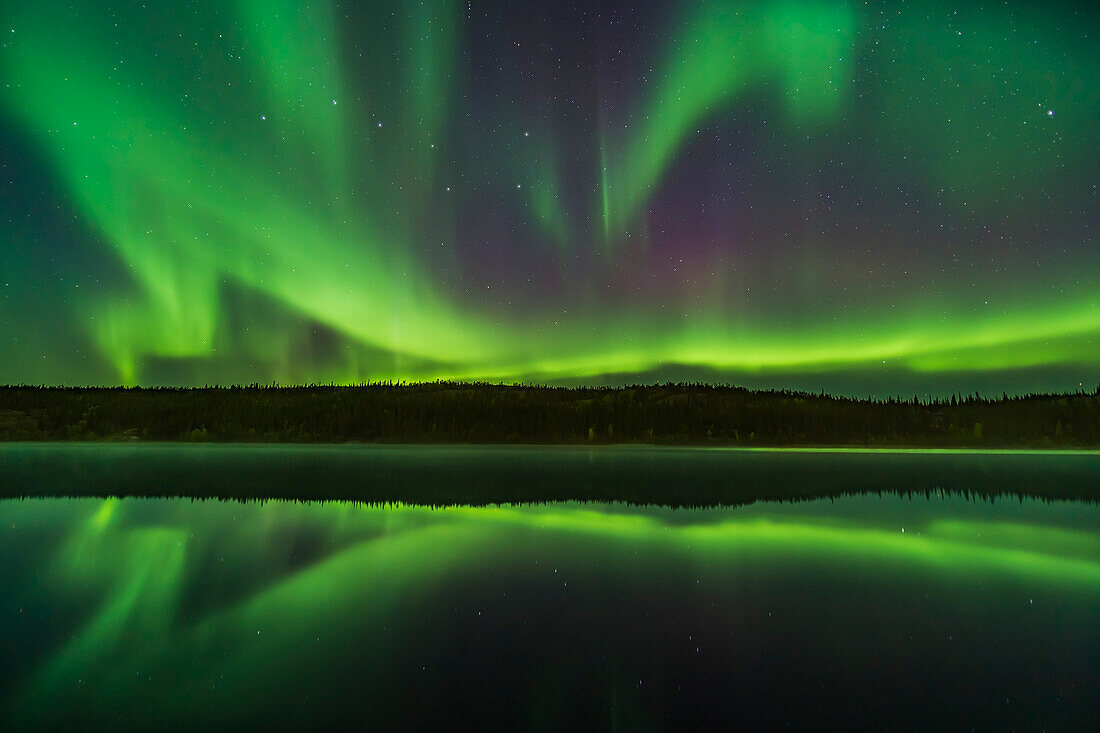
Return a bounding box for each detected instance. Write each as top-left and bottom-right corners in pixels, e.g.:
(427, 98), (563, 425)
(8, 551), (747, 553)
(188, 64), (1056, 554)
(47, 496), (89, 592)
(3, 496), (1098, 725)
(0, 0), (1096, 388)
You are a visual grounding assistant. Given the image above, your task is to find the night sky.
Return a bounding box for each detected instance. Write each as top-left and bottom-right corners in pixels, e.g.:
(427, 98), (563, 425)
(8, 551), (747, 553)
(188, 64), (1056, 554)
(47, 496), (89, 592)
(1, 1), (1096, 395)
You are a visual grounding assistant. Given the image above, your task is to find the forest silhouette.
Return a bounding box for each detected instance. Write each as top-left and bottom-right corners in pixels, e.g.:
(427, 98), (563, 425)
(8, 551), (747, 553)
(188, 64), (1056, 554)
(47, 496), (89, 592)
(1, 382), (1098, 447)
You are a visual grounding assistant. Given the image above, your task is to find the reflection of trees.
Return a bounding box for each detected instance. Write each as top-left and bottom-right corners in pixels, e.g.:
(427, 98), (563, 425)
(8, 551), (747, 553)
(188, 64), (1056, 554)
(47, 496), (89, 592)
(1, 441), (1098, 506)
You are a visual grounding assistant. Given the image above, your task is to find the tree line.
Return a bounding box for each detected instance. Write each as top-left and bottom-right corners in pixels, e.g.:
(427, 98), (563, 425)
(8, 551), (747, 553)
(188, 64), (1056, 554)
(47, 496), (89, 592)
(1, 382), (1098, 447)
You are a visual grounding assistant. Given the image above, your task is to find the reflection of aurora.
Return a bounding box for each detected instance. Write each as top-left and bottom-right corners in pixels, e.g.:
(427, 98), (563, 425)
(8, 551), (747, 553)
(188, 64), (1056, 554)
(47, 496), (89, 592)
(1, 1), (1097, 386)
(3, 497), (1098, 726)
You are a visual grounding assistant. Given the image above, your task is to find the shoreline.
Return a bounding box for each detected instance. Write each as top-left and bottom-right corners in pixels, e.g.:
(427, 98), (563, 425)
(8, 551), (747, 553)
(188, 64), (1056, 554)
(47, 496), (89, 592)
(3, 442), (1098, 507)
(2, 439), (1100, 453)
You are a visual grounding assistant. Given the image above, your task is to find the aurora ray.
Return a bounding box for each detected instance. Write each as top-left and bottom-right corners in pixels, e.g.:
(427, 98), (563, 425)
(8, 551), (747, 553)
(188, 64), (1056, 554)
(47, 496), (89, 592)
(0, 0), (1096, 391)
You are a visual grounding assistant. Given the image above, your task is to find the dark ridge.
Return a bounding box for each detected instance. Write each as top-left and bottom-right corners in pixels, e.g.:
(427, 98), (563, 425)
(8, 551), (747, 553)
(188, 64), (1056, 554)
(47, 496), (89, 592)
(1, 381), (1099, 447)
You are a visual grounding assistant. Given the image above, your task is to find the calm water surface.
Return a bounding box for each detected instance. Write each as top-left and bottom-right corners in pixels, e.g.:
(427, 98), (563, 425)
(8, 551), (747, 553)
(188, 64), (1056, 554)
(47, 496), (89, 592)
(1, 447), (1098, 729)
(3, 443), (1100, 504)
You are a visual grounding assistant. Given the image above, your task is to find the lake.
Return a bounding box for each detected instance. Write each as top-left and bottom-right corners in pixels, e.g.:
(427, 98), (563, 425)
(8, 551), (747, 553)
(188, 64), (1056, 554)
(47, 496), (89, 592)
(1, 446), (1098, 729)
(3, 443), (1100, 504)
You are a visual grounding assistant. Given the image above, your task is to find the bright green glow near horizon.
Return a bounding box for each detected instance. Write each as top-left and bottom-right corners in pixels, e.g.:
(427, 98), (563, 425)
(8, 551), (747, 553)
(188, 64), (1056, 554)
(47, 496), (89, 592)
(0, 0), (1096, 387)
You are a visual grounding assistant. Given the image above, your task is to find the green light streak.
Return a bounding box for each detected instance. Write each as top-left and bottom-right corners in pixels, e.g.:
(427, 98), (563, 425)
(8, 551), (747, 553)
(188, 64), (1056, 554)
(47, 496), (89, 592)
(2, 496), (1098, 726)
(0, 0), (1095, 386)
(526, 132), (573, 250)
(599, 137), (611, 244)
(601, 1), (856, 234)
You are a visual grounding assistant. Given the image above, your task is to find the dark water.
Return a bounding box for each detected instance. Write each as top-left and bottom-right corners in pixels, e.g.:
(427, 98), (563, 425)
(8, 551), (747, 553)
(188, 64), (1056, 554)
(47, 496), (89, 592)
(3, 443), (1100, 504)
(1, 449), (1099, 729)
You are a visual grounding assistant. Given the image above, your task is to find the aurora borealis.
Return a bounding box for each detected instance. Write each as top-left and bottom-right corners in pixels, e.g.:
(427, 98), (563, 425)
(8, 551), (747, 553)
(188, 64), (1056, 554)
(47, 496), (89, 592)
(3, 495), (1099, 727)
(1, 1), (1096, 392)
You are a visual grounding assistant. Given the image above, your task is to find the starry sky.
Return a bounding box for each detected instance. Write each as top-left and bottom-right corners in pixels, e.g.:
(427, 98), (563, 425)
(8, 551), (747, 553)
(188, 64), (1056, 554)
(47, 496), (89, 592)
(1, 0), (1096, 394)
